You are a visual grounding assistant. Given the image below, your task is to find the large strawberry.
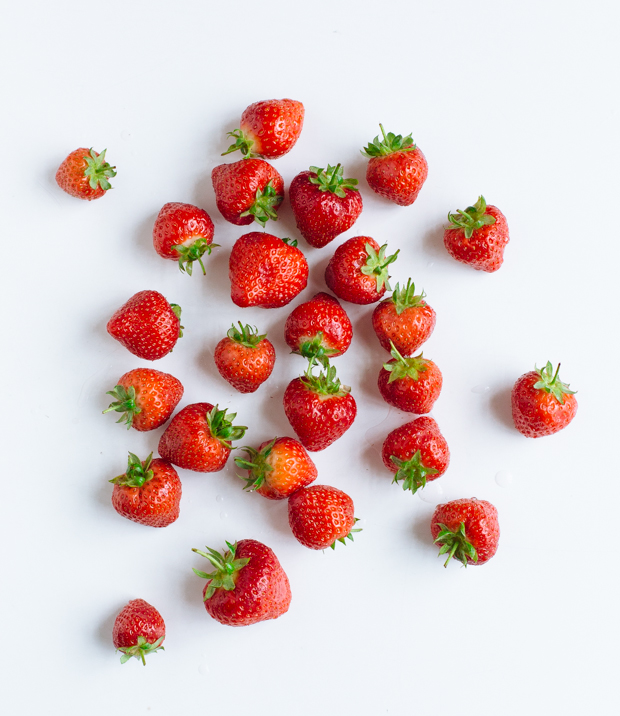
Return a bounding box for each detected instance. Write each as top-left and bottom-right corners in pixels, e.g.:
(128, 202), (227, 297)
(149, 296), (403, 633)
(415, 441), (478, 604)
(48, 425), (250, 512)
(192, 539), (291, 626)
(378, 344), (442, 413)
(214, 323), (276, 393)
(112, 599), (165, 665)
(229, 232), (308, 309)
(56, 147), (116, 200)
(289, 164), (362, 248)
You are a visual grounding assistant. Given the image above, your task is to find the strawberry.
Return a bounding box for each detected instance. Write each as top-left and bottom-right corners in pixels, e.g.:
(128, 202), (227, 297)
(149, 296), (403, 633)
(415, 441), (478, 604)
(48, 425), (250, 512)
(511, 362), (577, 438)
(214, 323), (276, 393)
(103, 368), (183, 431)
(112, 599), (165, 665)
(192, 539), (291, 626)
(378, 344), (442, 413)
(325, 236), (399, 305)
(229, 232), (308, 309)
(289, 164), (362, 248)
(283, 363), (357, 451)
(235, 436), (317, 500)
(158, 403), (247, 472)
(372, 279), (436, 355)
(443, 196), (509, 272)
(110, 452), (181, 528)
(431, 498), (500, 567)
(56, 147), (116, 200)
(107, 290), (182, 361)
(362, 125), (427, 206)
(382, 417), (449, 494)
(152, 202), (217, 275)
(223, 98), (304, 159)
(288, 485), (361, 550)
(211, 158), (284, 227)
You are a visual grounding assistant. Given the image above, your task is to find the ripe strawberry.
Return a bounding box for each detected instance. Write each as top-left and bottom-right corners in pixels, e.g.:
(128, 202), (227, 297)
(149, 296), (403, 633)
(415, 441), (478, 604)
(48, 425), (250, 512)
(103, 368), (183, 431)
(431, 498), (500, 567)
(378, 344), (442, 413)
(283, 363), (357, 451)
(158, 403), (247, 472)
(214, 323), (276, 393)
(289, 164), (362, 248)
(107, 290), (182, 361)
(372, 279), (436, 355)
(192, 539), (291, 626)
(325, 236), (399, 305)
(152, 202), (217, 275)
(288, 485), (361, 550)
(235, 436), (317, 500)
(382, 416), (449, 494)
(223, 98), (304, 159)
(112, 599), (165, 665)
(443, 195), (509, 272)
(511, 362), (577, 438)
(362, 125), (427, 206)
(110, 452), (181, 528)
(211, 158), (284, 227)
(229, 232), (308, 309)
(56, 147), (116, 200)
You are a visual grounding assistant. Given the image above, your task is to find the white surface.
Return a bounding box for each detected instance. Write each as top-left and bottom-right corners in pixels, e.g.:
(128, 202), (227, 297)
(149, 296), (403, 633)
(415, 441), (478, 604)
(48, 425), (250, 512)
(1, 1), (618, 714)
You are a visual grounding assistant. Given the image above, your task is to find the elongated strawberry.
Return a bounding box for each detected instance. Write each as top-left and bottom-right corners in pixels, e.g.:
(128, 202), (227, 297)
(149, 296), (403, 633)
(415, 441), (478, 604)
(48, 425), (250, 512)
(431, 498), (499, 567)
(112, 599), (165, 665)
(378, 344), (442, 413)
(214, 323), (276, 393)
(56, 147), (116, 200)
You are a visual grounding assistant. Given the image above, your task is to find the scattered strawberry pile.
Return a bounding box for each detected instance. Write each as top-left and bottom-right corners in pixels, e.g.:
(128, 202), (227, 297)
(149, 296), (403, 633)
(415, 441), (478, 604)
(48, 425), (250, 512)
(56, 98), (579, 664)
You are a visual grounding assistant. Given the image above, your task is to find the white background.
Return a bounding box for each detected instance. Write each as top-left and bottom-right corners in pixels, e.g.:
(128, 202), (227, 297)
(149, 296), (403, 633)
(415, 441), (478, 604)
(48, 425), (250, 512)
(1, 1), (618, 714)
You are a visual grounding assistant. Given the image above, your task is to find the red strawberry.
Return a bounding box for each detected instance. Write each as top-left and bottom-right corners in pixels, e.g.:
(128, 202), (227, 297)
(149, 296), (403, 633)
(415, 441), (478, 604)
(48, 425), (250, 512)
(152, 202), (217, 275)
(381, 417), (449, 494)
(444, 196), (509, 272)
(289, 164), (363, 248)
(211, 158), (284, 227)
(103, 368), (183, 431)
(431, 498), (500, 567)
(214, 323), (276, 393)
(158, 403), (247, 472)
(56, 147), (116, 200)
(283, 363), (357, 451)
(378, 344), (442, 413)
(223, 98), (304, 159)
(288, 485), (361, 550)
(229, 232), (308, 309)
(192, 539), (291, 626)
(107, 290), (182, 361)
(235, 436), (317, 500)
(112, 599), (165, 665)
(511, 362), (577, 438)
(362, 125), (427, 206)
(372, 279), (436, 355)
(110, 452), (181, 528)
(325, 236), (399, 305)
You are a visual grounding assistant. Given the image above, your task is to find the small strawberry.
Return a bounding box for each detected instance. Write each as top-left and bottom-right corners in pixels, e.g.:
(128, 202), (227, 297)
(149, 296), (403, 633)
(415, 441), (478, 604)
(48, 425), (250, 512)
(103, 368), (183, 431)
(229, 232), (308, 309)
(110, 452), (181, 528)
(192, 539), (291, 626)
(107, 290), (182, 361)
(378, 344), (442, 413)
(112, 599), (165, 665)
(382, 417), (449, 494)
(211, 158), (284, 227)
(214, 323), (276, 393)
(56, 147), (116, 200)
(288, 485), (361, 550)
(372, 279), (436, 355)
(152, 202), (217, 275)
(511, 362), (577, 438)
(362, 125), (427, 206)
(325, 236), (399, 305)
(289, 164), (362, 248)
(158, 403), (247, 473)
(443, 196), (509, 272)
(223, 98), (304, 159)
(431, 498), (500, 567)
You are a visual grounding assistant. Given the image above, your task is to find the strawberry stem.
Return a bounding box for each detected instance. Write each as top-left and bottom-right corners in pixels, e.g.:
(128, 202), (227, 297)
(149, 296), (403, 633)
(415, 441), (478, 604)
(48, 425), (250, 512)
(109, 452), (154, 487)
(234, 438), (277, 491)
(239, 180), (282, 227)
(308, 164), (359, 197)
(192, 541), (251, 599)
(360, 243), (399, 293)
(447, 196), (496, 239)
(227, 322), (267, 347)
(222, 129), (256, 158)
(103, 384), (142, 428)
(84, 148), (117, 191)
(388, 279), (427, 316)
(390, 450), (439, 494)
(329, 518), (362, 550)
(117, 635), (165, 665)
(172, 238), (219, 276)
(361, 125), (416, 157)
(383, 342), (429, 383)
(533, 361), (576, 405)
(206, 405), (247, 448)
(434, 522), (478, 568)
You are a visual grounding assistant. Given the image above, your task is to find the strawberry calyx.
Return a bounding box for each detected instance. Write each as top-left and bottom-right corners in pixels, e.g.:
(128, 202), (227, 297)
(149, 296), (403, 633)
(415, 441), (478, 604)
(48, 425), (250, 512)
(170, 303), (184, 338)
(110, 452), (154, 488)
(361, 124), (416, 158)
(227, 322), (267, 348)
(297, 332), (339, 370)
(389, 279), (427, 316)
(390, 450), (439, 494)
(206, 405), (247, 448)
(281, 237), (298, 247)
(192, 541), (251, 599)
(84, 148), (117, 191)
(447, 196), (496, 239)
(330, 518), (362, 550)
(361, 243), (399, 293)
(301, 361), (351, 397)
(239, 180), (282, 227)
(308, 164), (359, 198)
(103, 384), (142, 428)
(117, 635), (165, 665)
(172, 238), (219, 276)
(234, 437), (277, 491)
(434, 522), (478, 568)
(533, 362), (576, 405)
(221, 129), (256, 158)
(383, 343), (429, 383)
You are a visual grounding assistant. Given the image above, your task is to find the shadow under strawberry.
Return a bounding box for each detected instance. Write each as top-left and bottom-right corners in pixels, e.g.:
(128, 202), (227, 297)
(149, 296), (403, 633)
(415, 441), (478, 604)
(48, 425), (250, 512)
(489, 384), (516, 431)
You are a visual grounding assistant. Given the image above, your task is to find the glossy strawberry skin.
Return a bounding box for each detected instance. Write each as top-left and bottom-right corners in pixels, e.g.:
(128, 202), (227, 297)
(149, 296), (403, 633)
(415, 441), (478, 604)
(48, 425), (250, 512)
(372, 298), (436, 355)
(284, 292), (352, 357)
(55, 148), (111, 200)
(113, 599), (165, 650)
(288, 485), (356, 550)
(366, 148), (428, 206)
(444, 205), (509, 272)
(431, 499), (500, 565)
(511, 371), (578, 437)
(112, 368), (183, 431)
(382, 417), (449, 479)
(214, 335), (276, 393)
(240, 99), (304, 159)
(378, 359), (442, 413)
(325, 236), (389, 305)
(153, 202), (214, 259)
